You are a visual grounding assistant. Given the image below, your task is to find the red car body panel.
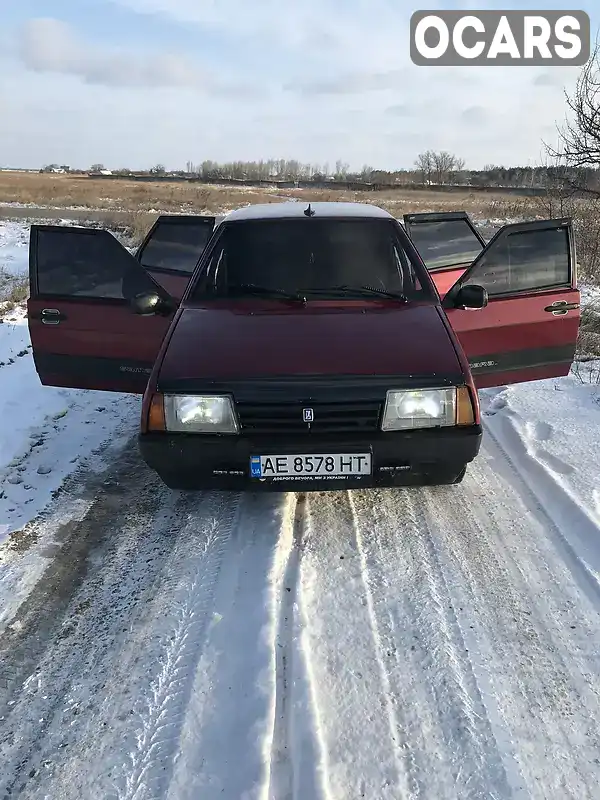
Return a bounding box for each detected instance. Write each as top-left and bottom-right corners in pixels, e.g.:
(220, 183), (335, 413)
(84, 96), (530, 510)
(446, 287), (581, 388)
(26, 207), (580, 406)
(156, 300), (464, 382)
(430, 266), (470, 298)
(27, 297), (173, 393)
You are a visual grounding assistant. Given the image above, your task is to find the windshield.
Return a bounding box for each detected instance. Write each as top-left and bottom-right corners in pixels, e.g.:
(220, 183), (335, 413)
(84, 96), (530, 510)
(407, 219), (484, 271)
(192, 218), (431, 301)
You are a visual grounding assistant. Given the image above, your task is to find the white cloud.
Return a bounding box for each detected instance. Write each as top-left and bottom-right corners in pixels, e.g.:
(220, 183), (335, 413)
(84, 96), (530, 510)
(17, 17), (252, 94)
(0, 4), (586, 171)
(461, 106), (488, 124)
(285, 70), (409, 96)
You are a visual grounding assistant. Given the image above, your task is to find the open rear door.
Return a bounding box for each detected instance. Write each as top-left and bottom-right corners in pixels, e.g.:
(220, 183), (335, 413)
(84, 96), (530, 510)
(136, 214), (215, 299)
(404, 211), (486, 297)
(443, 218), (580, 389)
(28, 225), (176, 394)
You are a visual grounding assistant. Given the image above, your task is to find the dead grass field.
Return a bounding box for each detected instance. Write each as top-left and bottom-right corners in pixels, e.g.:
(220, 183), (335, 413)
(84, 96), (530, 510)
(0, 171), (537, 221)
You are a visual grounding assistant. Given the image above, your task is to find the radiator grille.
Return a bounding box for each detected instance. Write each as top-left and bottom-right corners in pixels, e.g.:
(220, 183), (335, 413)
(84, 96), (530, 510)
(236, 400), (382, 435)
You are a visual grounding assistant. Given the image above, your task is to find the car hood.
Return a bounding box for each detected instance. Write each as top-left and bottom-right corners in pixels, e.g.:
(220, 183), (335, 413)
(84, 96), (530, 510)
(158, 302), (463, 383)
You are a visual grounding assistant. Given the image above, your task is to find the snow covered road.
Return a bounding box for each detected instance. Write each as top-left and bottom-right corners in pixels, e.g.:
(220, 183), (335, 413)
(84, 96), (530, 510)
(2, 429), (600, 799)
(2, 220), (600, 799)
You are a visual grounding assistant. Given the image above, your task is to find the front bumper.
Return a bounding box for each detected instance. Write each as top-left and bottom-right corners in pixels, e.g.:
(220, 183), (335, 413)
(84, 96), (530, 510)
(139, 426), (483, 491)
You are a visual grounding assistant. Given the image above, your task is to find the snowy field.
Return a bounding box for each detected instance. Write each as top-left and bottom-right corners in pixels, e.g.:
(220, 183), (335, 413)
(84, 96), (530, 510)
(1, 220), (600, 799)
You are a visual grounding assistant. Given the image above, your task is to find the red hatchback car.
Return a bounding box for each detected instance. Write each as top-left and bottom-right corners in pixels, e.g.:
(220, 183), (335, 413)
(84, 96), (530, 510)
(27, 202), (580, 491)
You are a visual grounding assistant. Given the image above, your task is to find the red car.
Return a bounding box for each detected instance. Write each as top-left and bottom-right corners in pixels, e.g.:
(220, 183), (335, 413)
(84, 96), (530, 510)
(27, 202), (580, 491)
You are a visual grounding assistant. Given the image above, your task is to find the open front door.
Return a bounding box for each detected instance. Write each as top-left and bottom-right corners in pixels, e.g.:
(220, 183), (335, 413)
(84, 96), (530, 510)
(404, 211), (486, 297)
(443, 218), (580, 389)
(28, 225), (176, 394)
(136, 214), (216, 299)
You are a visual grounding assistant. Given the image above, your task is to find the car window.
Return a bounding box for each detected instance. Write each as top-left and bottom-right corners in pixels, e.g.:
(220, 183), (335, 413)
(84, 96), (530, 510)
(408, 219), (483, 270)
(191, 218), (430, 300)
(466, 226), (571, 297)
(35, 227), (153, 299)
(138, 219), (214, 274)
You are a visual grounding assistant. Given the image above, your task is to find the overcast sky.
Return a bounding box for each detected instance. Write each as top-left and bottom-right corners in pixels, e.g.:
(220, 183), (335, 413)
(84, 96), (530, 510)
(0, 0), (595, 171)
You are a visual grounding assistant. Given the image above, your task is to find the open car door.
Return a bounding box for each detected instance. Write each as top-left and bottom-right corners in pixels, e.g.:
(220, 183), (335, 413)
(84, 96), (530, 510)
(28, 225), (177, 394)
(135, 214), (216, 299)
(442, 218), (580, 389)
(404, 211), (486, 297)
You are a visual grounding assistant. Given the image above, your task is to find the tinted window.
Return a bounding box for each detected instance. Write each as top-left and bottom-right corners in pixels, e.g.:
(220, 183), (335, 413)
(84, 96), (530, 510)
(195, 218), (428, 300)
(408, 220), (483, 270)
(36, 228), (154, 299)
(467, 227), (571, 296)
(139, 219), (214, 274)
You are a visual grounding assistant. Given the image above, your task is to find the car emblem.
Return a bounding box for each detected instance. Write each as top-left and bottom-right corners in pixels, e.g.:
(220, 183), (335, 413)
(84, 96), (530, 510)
(303, 408), (314, 423)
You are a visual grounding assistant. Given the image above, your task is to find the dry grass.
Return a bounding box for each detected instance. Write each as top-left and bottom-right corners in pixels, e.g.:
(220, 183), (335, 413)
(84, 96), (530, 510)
(0, 172), (293, 213)
(0, 270), (29, 315)
(0, 170), (542, 220)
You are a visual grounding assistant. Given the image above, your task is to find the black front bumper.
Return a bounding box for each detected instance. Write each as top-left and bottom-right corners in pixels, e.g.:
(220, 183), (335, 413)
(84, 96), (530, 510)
(139, 426), (483, 491)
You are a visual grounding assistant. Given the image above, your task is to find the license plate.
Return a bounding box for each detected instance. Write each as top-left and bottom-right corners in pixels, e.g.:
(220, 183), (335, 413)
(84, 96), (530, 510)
(250, 453), (372, 479)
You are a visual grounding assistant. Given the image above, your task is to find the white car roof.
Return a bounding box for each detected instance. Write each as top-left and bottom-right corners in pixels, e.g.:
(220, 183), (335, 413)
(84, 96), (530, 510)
(222, 202), (395, 223)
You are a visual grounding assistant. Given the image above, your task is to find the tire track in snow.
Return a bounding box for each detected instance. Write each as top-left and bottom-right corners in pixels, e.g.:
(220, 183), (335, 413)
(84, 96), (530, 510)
(112, 490), (243, 800)
(297, 491), (414, 800)
(0, 483), (245, 800)
(268, 493), (307, 800)
(345, 491), (423, 800)
(484, 410), (600, 606)
(266, 492), (330, 800)
(163, 491), (299, 800)
(349, 488), (513, 800)
(0, 454), (176, 799)
(421, 452), (600, 799)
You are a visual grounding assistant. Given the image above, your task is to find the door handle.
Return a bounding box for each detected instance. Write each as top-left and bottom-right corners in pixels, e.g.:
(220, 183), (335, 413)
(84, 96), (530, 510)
(544, 301), (580, 316)
(40, 308), (67, 324)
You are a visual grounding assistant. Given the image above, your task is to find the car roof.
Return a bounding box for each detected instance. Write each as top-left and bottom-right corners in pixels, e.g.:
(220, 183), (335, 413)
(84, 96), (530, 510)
(221, 201), (395, 223)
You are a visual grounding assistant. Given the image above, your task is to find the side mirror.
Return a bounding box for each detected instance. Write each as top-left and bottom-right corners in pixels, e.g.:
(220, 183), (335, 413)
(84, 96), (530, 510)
(454, 284), (488, 310)
(130, 292), (173, 316)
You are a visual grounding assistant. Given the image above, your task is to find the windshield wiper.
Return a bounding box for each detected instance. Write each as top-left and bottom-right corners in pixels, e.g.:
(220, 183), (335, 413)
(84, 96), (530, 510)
(226, 283), (307, 302)
(307, 285), (408, 302)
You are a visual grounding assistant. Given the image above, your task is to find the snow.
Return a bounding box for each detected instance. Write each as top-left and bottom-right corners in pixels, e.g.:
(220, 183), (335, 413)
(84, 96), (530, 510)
(1, 219), (600, 798)
(0, 219), (29, 278)
(0, 223), (139, 540)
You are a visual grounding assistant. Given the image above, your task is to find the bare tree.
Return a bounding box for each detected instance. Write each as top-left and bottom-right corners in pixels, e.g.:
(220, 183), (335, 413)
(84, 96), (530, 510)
(415, 150), (434, 184)
(546, 41), (600, 177)
(433, 151), (457, 184)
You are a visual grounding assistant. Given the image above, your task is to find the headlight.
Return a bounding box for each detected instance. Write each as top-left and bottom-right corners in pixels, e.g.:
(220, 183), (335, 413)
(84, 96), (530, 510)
(163, 395), (239, 434)
(381, 388), (457, 431)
